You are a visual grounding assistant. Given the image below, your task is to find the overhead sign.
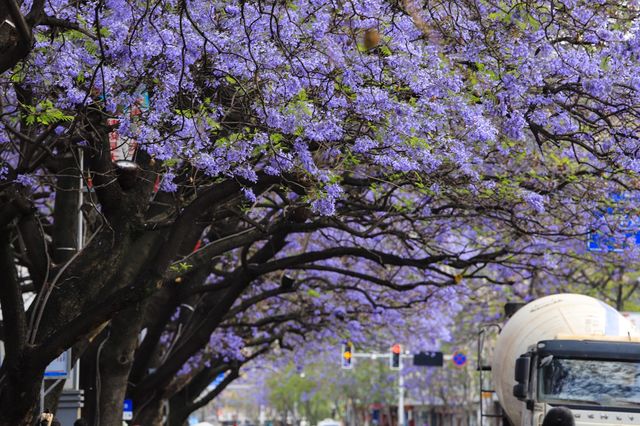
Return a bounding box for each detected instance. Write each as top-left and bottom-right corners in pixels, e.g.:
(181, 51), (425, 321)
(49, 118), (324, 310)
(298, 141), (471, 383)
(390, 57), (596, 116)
(123, 398), (133, 420)
(452, 351), (467, 367)
(413, 351), (443, 367)
(587, 193), (640, 252)
(44, 350), (70, 378)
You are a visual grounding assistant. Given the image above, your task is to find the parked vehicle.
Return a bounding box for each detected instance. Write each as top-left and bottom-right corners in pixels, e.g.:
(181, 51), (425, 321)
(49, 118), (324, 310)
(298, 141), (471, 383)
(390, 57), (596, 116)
(316, 419), (341, 426)
(484, 294), (640, 426)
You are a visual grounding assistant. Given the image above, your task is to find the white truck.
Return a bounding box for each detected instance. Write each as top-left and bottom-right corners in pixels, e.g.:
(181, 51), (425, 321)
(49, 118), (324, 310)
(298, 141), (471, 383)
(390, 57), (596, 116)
(487, 293), (640, 426)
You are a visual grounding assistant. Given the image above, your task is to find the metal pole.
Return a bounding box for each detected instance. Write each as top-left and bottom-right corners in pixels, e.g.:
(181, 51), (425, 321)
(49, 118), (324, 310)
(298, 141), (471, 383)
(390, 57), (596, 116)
(398, 363), (404, 426)
(77, 150), (83, 255)
(40, 381), (45, 413)
(74, 150), (83, 391)
(63, 150), (84, 392)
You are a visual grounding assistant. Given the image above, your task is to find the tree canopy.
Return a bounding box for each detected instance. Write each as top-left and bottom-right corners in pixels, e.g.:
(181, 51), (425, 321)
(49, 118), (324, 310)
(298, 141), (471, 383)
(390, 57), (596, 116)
(2, 0), (640, 425)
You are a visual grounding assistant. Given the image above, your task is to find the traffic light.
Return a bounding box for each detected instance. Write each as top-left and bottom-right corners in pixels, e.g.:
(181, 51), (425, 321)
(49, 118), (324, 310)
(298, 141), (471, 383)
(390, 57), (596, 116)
(390, 343), (401, 370)
(341, 342), (353, 369)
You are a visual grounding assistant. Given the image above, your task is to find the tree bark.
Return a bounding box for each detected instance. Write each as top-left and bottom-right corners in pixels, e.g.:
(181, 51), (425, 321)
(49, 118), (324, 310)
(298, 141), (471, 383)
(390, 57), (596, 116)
(0, 358), (43, 426)
(96, 304), (145, 426)
(132, 396), (164, 426)
(0, 0), (32, 74)
(0, 228), (42, 426)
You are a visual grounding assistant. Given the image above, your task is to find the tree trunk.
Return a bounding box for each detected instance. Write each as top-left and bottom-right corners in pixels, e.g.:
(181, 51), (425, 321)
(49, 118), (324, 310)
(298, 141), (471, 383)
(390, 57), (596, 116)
(133, 396), (165, 426)
(0, 225), (41, 425)
(80, 329), (105, 423)
(96, 304), (144, 426)
(168, 396), (190, 426)
(0, 358), (43, 426)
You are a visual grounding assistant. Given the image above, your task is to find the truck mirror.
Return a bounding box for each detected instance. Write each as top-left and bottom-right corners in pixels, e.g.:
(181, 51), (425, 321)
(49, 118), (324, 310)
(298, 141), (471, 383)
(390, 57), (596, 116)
(513, 383), (527, 400)
(513, 355), (530, 401)
(514, 355), (530, 383)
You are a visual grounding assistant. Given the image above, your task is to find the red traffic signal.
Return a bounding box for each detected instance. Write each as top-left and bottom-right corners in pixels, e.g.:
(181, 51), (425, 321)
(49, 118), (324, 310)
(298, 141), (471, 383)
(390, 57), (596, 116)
(390, 344), (401, 369)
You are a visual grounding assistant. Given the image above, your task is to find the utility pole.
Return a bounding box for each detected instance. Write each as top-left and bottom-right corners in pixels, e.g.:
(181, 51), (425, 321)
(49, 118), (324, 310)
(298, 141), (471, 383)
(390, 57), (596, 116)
(398, 368), (404, 426)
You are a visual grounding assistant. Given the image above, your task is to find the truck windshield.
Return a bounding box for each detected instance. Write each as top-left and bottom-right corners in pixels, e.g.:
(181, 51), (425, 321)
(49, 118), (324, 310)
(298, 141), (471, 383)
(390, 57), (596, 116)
(539, 358), (640, 407)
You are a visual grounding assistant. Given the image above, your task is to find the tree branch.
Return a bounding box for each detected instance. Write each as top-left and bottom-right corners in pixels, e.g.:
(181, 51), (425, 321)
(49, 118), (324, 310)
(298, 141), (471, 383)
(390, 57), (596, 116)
(0, 228), (27, 371)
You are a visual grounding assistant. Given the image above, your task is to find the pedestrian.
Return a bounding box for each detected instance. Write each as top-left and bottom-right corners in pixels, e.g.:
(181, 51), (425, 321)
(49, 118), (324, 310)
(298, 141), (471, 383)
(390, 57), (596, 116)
(38, 410), (62, 426)
(38, 411), (53, 426)
(542, 407), (575, 426)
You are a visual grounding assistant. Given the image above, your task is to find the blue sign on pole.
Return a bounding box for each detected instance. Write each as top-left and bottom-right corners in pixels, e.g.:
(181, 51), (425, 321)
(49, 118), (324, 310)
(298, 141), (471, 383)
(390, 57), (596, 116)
(452, 351), (467, 367)
(44, 350), (70, 378)
(123, 399), (133, 421)
(587, 193), (640, 252)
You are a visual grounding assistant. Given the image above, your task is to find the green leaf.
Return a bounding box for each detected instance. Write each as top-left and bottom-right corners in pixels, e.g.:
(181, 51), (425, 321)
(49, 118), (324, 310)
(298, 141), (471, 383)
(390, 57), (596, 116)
(307, 289), (321, 298)
(270, 133), (284, 144)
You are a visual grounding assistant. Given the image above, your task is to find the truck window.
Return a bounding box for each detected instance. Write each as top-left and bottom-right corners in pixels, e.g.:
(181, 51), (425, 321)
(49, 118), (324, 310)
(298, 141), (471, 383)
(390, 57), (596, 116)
(538, 358), (640, 408)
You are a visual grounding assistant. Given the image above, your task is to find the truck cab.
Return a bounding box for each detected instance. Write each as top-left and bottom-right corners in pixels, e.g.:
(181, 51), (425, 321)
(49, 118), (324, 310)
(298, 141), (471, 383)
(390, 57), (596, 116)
(513, 339), (640, 426)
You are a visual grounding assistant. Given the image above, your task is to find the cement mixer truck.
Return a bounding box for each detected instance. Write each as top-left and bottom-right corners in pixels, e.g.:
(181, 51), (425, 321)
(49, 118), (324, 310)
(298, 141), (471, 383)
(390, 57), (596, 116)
(483, 294), (640, 426)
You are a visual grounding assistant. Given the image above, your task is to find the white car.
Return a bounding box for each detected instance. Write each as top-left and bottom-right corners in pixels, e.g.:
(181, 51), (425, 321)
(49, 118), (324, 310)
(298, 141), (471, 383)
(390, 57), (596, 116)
(317, 419), (341, 426)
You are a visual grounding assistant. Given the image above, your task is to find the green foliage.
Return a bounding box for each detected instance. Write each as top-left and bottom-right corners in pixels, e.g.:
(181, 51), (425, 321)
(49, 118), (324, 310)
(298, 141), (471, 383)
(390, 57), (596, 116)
(23, 100), (74, 126)
(267, 364), (332, 425)
(307, 289), (321, 298)
(169, 262), (193, 273)
(163, 158), (179, 167)
(266, 356), (399, 425)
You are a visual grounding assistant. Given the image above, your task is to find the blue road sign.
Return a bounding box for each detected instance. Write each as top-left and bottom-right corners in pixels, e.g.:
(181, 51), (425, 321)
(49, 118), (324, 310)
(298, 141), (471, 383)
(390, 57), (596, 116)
(45, 351), (70, 378)
(452, 351), (467, 367)
(123, 399), (133, 421)
(587, 193), (640, 252)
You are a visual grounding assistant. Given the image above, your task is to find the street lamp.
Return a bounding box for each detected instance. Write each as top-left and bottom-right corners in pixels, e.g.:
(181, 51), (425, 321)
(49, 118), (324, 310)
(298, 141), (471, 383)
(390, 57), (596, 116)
(114, 160), (140, 190)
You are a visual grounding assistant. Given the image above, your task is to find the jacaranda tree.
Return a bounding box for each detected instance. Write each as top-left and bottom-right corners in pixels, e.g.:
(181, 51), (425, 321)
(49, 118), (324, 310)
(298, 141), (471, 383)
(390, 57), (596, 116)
(2, 0), (640, 424)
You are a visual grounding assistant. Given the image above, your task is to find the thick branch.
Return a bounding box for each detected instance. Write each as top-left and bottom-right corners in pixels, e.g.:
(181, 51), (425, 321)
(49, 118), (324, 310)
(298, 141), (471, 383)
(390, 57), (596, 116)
(16, 214), (48, 292)
(154, 174), (280, 278)
(133, 231), (289, 398)
(0, 228), (27, 369)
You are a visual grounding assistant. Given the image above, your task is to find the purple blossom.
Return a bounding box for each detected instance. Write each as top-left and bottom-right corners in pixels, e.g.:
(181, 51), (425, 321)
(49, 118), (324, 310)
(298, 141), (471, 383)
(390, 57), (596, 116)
(160, 171), (177, 192)
(241, 187), (257, 203)
(15, 174), (37, 189)
(311, 198), (336, 216)
(504, 112), (527, 140)
(521, 190), (546, 214)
